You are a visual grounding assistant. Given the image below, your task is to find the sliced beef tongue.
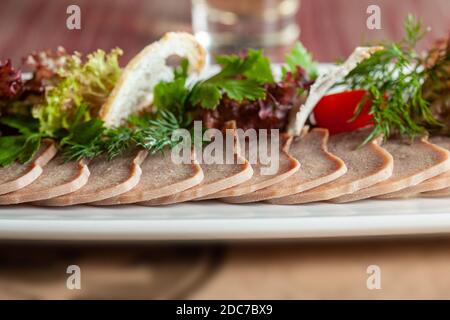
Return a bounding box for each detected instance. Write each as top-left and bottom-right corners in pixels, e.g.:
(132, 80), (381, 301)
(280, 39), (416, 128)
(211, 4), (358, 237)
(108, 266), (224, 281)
(95, 147), (204, 206)
(214, 134), (300, 203)
(334, 137), (450, 202)
(141, 130), (252, 206)
(0, 156), (89, 205)
(0, 139), (57, 195)
(35, 149), (148, 206)
(381, 136), (450, 199)
(245, 128), (347, 204)
(271, 128), (393, 204)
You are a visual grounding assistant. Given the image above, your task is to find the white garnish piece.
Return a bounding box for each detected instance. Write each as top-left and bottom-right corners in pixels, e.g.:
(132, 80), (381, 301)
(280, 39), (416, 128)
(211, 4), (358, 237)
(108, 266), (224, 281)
(287, 46), (383, 136)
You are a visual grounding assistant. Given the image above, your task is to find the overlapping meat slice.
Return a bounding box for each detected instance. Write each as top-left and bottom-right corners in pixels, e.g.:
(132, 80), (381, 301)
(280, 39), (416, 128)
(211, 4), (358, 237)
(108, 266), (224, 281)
(141, 131), (252, 206)
(334, 137), (450, 202)
(0, 139), (57, 195)
(422, 186), (450, 197)
(95, 148), (204, 205)
(208, 134), (299, 203)
(225, 128), (345, 203)
(35, 149), (147, 206)
(377, 136), (450, 199)
(270, 128), (393, 204)
(0, 156), (89, 205)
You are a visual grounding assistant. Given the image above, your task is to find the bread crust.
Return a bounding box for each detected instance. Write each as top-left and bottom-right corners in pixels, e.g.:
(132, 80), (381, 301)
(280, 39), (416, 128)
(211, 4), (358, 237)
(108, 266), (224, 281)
(99, 32), (206, 127)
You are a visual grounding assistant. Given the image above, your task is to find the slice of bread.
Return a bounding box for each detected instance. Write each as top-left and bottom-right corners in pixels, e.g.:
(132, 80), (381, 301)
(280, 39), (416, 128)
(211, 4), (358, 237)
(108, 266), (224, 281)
(99, 32), (206, 127)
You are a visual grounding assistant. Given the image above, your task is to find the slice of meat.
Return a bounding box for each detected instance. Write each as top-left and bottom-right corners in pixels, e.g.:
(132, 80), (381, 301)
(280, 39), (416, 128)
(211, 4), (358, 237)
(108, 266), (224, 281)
(422, 186), (450, 197)
(0, 156), (89, 205)
(214, 135), (300, 203)
(334, 137), (450, 202)
(377, 136), (450, 199)
(95, 148), (204, 205)
(230, 128), (347, 203)
(270, 128), (393, 204)
(141, 131), (253, 206)
(0, 139), (57, 195)
(35, 149), (147, 206)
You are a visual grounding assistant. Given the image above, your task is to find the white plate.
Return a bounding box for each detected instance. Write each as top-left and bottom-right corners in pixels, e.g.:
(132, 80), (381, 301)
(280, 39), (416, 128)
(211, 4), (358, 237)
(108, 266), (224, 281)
(4, 64), (447, 241)
(1, 198), (450, 240)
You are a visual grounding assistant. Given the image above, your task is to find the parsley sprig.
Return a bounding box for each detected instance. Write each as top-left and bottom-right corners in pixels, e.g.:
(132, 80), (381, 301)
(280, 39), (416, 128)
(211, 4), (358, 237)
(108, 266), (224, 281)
(189, 49), (273, 109)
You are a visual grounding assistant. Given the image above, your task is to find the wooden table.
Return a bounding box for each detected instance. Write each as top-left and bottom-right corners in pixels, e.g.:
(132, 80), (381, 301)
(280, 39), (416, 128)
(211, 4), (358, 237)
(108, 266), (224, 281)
(1, 237), (450, 299)
(1, 0), (450, 300)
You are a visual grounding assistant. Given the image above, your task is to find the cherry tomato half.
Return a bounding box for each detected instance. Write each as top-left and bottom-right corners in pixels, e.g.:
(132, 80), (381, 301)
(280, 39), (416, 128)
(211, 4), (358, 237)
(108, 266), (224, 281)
(313, 90), (373, 135)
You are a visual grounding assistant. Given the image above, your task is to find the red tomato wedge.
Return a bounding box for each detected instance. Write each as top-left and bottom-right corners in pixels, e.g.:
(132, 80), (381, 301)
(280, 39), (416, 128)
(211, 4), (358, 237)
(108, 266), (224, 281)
(312, 90), (374, 135)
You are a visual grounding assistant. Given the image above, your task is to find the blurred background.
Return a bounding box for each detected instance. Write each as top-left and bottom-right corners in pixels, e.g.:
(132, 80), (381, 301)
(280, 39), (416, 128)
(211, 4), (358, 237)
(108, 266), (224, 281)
(1, 0), (450, 300)
(1, 0), (449, 63)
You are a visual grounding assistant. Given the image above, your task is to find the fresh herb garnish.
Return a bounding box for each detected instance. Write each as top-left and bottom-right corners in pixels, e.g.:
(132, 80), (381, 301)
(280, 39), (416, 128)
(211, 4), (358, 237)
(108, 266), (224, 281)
(422, 33), (450, 135)
(133, 110), (183, 153)
(283, 42), (318, 79)
(190, 49), (272, 109)
(61, 109), (184, 161)
(0, 114), (43, 165)
(342, 15), (441, 145)
(0, 42), (312, 166)
(33, 48), (122, 138)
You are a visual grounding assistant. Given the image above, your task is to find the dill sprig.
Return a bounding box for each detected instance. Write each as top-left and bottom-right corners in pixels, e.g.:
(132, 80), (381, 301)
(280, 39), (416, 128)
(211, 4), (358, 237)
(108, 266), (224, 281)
(342, 15), (441, 144)
(62, 110), (184, 161)
(133, 110), (183, 153)
(103, 126), (133, 160)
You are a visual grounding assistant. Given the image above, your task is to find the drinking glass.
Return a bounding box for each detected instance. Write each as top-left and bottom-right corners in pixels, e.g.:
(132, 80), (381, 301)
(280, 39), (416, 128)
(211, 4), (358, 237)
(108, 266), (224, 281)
(191, 0), (301, 61)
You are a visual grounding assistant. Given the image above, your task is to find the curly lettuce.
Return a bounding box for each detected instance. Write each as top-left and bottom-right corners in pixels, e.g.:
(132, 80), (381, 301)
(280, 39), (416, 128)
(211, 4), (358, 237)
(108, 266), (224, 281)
(33, 48), (122, 137)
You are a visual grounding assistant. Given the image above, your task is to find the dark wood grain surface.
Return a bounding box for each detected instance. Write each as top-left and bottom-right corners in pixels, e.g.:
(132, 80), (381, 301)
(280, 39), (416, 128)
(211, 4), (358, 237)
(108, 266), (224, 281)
(1, 0), (450, 300)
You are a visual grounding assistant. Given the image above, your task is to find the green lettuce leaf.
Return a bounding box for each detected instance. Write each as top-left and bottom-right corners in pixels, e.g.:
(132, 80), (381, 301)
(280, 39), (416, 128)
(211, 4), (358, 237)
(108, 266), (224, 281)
(283, 42), (318, 79)
(33, 48), (122, 137)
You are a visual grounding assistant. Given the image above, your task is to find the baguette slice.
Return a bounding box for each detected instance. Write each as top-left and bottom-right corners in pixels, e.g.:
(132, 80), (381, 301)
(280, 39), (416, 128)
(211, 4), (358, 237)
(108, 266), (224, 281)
(95, 147), (204, 205)
(334, 138), (450, 202)
(271, 128), (393, 204)
(35, 150), (147, 206)
(252, 128), (346, 204)
(217, 134), (300, 203)
(0, 156), (89, 205)
(0, 139), (57, 195)
(379, 136), (450, 199)
(141, 130), (252, 205)
(99, 32), (205, 127)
